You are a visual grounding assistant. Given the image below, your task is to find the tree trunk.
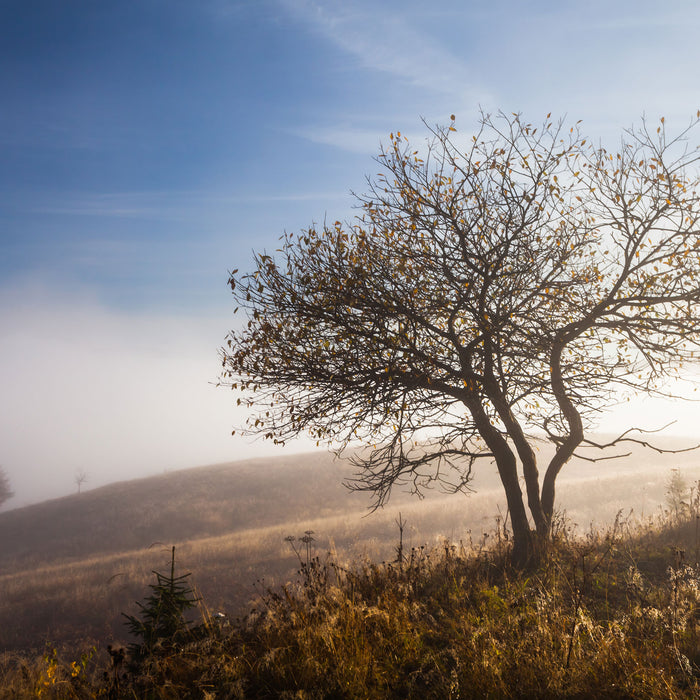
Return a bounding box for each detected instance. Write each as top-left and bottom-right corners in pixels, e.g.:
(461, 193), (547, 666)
(465, 401), (533, 565)
(543, 345), (584, 526)
(482, 376), (547, 539)
(503, 479), (534, 567)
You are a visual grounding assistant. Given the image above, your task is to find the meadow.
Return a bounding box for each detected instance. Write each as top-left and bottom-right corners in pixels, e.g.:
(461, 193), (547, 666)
(0, 449), (508, 652)
(1, 440), (700, 696)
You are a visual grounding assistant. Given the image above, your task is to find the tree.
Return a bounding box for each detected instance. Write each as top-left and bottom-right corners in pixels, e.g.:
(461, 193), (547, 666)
(666, 468), (689, 524)
(222, 111), (700, 565)
(0, 467), (13, 507)
(74, 469), (88, 494)
(123, 546), (200, 664)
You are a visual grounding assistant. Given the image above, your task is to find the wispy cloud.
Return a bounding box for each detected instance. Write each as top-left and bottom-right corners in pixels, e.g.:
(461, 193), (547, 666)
(571, 2), (700, 31)
(287, 124), (391, 156)
(279, 0), (492, 105)
(275, 1), (494, 154)
(2, 189), (349, 221)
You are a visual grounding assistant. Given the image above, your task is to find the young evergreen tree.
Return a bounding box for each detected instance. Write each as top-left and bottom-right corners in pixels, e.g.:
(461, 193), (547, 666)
(123, 547), (200, 662)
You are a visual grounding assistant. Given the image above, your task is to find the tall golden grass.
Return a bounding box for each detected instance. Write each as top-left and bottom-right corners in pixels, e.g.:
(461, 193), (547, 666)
(1, 444), (699, 654)
(3, 509), (700, 697)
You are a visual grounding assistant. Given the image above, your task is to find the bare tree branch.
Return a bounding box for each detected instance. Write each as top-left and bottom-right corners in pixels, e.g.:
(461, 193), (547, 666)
(222, 110), (700, 564)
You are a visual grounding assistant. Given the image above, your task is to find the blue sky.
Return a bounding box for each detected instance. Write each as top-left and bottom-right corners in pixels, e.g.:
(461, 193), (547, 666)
(2, 0), (700, 506)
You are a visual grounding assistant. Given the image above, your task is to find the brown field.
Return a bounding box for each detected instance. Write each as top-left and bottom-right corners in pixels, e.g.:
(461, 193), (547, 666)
(1, 438), (699, 654)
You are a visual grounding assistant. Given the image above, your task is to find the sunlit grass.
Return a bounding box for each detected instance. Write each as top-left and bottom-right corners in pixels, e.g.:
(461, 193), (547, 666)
(2, 451), (700, 696)
(1, 455), (699, 654)
(4, 510), (700, 698)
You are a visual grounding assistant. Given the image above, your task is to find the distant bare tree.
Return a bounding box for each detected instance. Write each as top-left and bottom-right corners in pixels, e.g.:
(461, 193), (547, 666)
(666, 468), (689, 524)
(0, 467), (13, 507)
(75, 469), (88, 494)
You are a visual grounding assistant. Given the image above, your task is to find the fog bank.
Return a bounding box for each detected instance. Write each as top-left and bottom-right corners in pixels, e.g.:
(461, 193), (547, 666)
(0, 285), (308, 508)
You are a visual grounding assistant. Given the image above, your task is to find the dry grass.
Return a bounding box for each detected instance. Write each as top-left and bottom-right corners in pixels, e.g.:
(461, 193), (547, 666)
(1, 443), (700, 697)
(4, 512), (700, 698)
(0, 490), (508, 652)
(1, 444), (699, 655)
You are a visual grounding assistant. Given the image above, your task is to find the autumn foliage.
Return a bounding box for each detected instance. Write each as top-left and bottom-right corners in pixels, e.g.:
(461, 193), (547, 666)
(222, 110), (700, 563)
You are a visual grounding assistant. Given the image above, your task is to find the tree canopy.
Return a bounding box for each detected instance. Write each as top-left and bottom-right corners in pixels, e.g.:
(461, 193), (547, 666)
(222, 111), (700, 563)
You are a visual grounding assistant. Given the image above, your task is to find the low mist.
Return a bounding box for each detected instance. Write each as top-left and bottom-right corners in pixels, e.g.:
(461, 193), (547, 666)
(1, 282), (698, 510)
(0, 284), (313, 508)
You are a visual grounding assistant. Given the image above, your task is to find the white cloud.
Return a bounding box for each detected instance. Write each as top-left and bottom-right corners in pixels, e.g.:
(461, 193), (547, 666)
(5, 189), (351, 220)
(287, 124), (390, 156)
(279, 0), (700, 147)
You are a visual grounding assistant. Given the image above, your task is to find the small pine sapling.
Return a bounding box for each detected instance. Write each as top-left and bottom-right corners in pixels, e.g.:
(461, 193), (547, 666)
(123, 546), (200, 662)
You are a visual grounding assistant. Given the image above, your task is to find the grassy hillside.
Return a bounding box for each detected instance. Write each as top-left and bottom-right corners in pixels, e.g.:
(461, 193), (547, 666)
(0, 451), (505, 653)
(4, 513), (700, 697)
(2, 437), (694, 570)
(0, 452), (360, 570)
(1, 441), (699, 655)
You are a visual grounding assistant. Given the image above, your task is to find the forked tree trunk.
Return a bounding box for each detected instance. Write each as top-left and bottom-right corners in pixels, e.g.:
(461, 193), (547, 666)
(466, 397), (538, 566)
(495, 451), (554, 567)
(493, 452), (533, 567)
(479, 436), (534, 564)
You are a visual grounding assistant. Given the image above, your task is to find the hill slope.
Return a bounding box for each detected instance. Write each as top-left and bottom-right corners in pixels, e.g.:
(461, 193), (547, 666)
(0, 451), (364, 571)
(1, 439), (699, 651)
